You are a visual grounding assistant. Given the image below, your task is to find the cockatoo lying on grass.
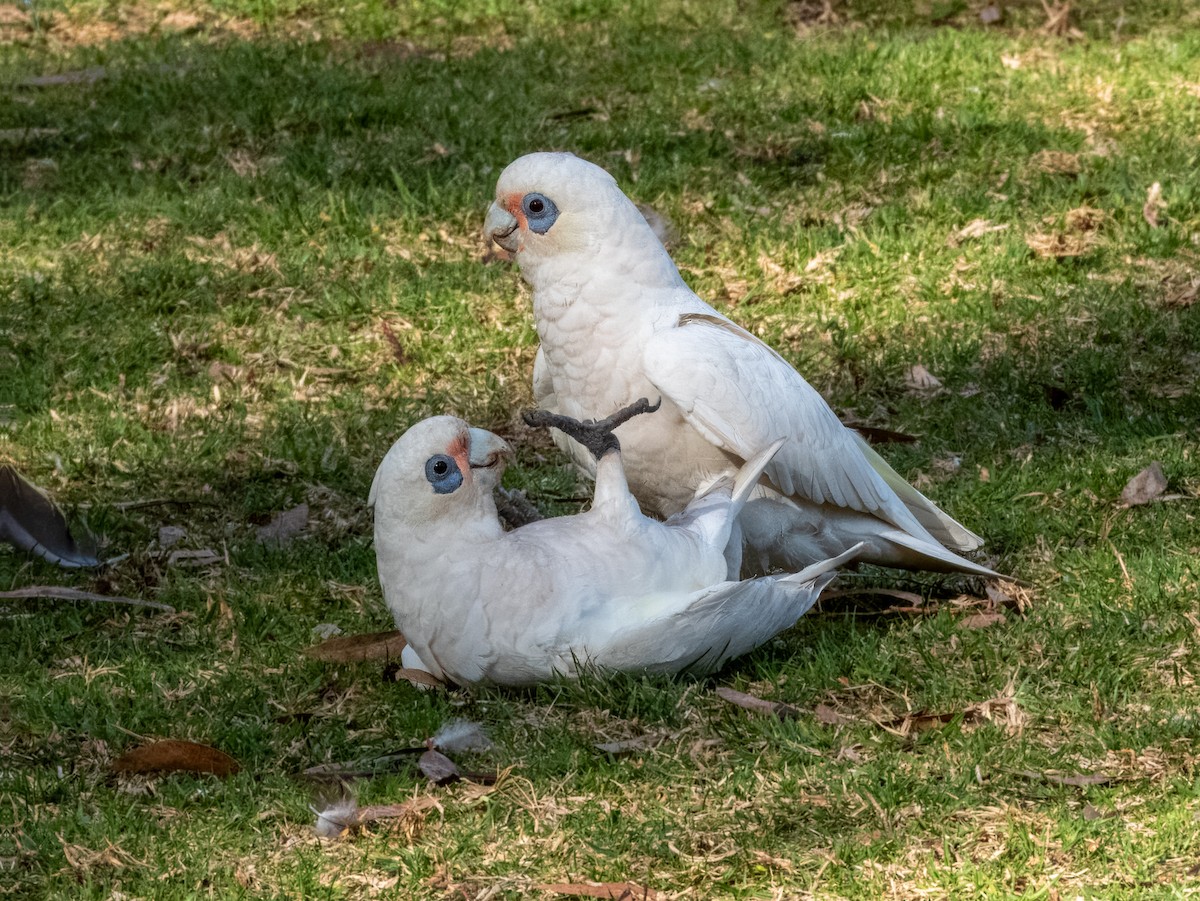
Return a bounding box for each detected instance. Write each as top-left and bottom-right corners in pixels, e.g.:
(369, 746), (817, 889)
(484, 151), (1005, 579)
(369, 400), (859, 687)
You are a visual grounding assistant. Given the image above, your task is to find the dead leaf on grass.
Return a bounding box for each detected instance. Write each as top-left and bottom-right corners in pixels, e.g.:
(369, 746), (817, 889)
(595, 732), (672, 754)
(820, 586), (926, 609)
(715, 686), (801, 719)
(904, 363), (943, 393)
(1143, 182), (1167, 228)
(877, 711), (960, 736)
(958, 612), (1007, 630)
(0, 586), (173, 612)
(112, 739), (239, 777)
(419, 749), (462, 784)
(815, 703), (853, 726)
(535, 882), (660, 900)
(1119, 462), (1167, 507)
(750, 849), (795, 871)
(947, 218), (1009, 247)
(1020, 769), (1112, 787)
(304, 630), (408, 663)
(256, 503), (308, 546)
(392, 667), (446, 688)
(166, 548), (222, 567)
(158, 525), (186, 548)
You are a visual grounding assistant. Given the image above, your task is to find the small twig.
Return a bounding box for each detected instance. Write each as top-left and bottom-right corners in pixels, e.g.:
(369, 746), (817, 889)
(0, 586), (174, 612)
(1107, 540), (1134, 592)
(109, 498), (220, 511)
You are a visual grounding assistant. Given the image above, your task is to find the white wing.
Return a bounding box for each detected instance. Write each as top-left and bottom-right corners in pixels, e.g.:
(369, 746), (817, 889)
(643, 312), (976, 546)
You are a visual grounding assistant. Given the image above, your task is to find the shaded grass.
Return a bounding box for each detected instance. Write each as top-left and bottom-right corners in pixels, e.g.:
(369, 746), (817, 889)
(4, 1), (1200, 898)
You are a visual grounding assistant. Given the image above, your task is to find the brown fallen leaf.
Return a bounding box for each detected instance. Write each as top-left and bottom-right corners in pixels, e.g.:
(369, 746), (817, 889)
(534, 882), (660, 900)
(595, 732), (671, 754)
(715, 686), (801, 719)
(166, 548), (222, 567)
(958, 612), (1007, 630)
(904, 363), (943, 393)
(818, 586), (927, 614)
(814, 703), (852, 726)
(304, 630), (408, 663)
(947, 218), (1009, 247)
(393, 667), (445, 689)
(877, 710), (961, 736)
(1143, 182), (1167, 228)
(0, 586), (173, 612)
(112, 739), (239, 777)
(1119, 462), (1167, 507)
(1020, 769), (1112, 787)
(256, 503), (308, 546)
(419, 749), (461, 785)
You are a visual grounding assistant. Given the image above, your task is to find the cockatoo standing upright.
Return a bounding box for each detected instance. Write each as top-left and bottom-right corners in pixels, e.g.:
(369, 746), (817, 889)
(369, 400), (859, 686)
(484, 151), (1004, 579)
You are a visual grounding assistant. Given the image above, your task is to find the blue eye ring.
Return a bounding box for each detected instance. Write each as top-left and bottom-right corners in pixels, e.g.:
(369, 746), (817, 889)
(425, 454), (464, 494)
(521, 192), (559, 235)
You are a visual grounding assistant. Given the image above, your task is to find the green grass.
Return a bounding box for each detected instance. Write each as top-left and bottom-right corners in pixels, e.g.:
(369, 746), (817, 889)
(4, 0), (1200, 898)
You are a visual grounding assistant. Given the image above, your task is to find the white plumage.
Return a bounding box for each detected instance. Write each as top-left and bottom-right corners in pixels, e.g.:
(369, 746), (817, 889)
(368, 411), (858, 687)
(484, 151), (1003, 579)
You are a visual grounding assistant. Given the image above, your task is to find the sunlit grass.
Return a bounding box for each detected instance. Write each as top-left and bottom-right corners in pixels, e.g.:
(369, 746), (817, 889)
(4, 1), (1200, 898)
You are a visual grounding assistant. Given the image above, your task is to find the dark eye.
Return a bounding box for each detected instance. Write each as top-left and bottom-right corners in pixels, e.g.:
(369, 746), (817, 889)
(424, 454), (463, 494)
(521, 193), (559, 235)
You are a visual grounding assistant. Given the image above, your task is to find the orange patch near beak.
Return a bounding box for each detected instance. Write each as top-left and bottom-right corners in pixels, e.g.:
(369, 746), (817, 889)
(504, 192), (528, 231)
(447, 432), (472, 484)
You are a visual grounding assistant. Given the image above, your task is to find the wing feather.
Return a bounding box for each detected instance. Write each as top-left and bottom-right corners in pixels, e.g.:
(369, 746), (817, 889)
(643, 313), (935, 539)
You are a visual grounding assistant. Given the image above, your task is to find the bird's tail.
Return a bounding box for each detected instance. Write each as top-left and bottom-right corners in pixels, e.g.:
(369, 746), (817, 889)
(777, 542), (864, 586)
(730, 438), (786, 517)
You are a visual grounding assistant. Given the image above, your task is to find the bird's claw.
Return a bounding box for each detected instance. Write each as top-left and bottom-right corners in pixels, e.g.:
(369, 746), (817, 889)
(522, 398), (661, 461)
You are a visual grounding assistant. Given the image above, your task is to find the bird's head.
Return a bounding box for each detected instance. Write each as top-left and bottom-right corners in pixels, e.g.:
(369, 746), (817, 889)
(484, 151), (653, 272)
(369, 416), (513, 525)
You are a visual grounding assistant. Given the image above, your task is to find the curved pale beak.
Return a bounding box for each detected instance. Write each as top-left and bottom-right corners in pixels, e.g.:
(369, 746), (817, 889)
(467, 428), (513, 471)
(484, 201), (520, 253)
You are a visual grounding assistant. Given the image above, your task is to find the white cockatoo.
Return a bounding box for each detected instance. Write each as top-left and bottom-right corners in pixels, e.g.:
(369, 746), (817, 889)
(483, 151), (1004, 579)
(368, 400), (860, 687)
